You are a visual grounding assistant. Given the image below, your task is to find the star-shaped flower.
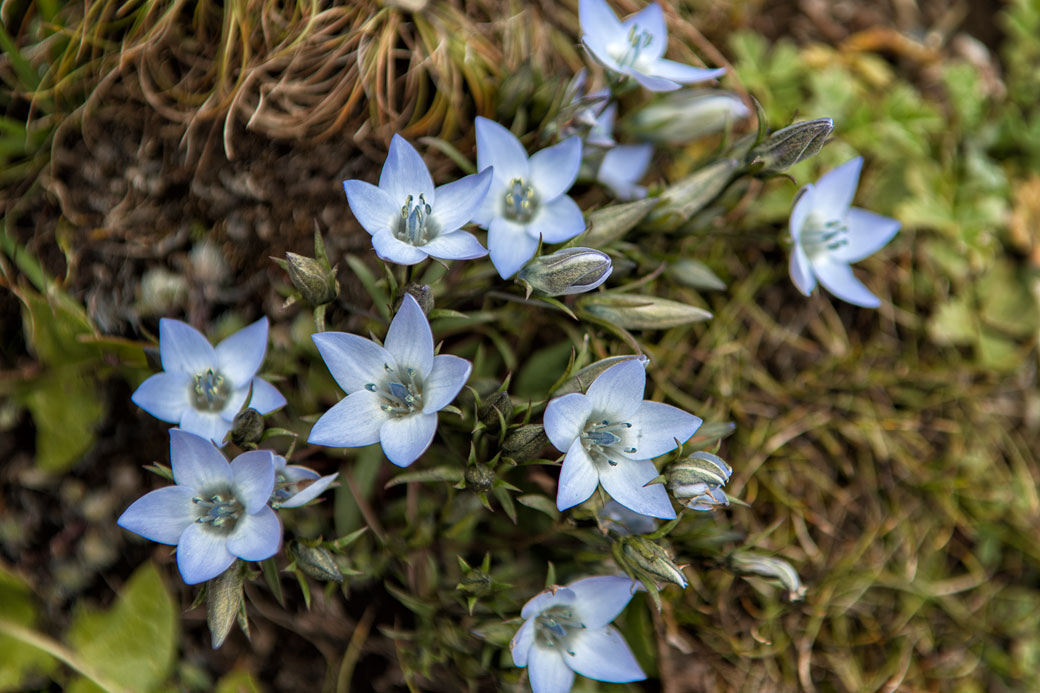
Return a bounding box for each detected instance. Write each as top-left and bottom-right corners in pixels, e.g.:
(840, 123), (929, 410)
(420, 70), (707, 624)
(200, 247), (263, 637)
(344, 134), (493, 265)
(579, 0), (725, 92)
(472, 117), (585, 279)
(308, 294), (471, 467)
(597, 144), (654, 200)
(789, 156), (902, 308)
(510, 576), (646, 693)
(117, 430), (282, 585)
(131, 318), (287, 445)
(544, 359), (701, 519)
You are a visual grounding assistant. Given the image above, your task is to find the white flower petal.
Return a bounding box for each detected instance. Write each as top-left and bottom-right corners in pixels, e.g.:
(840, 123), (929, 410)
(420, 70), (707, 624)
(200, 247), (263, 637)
(527, 195), (586, 244)
(812, 257), (881, 308)
(582, 35), (624, 74)
(488, 217), (539, 279)
(626, 401), (701, 459)
(651, 59), (725, 84)
(789, 244), (817, 296)
(344, 179), (397, 236)
(529, 137), (582, 202)
(565, 626), (646, 683)
(830, 207), (901, 264)
(380, 134), (435, 203)
(170, 429), (232, 488)
(579, 0), (624, 44)
(176, 523), (235, 585)
(308, 390), (388, 448)
(242, 377), (286, 414)
(313, 331), (395, 394)
(214, 317), (268, 389)
(598, 145), (653, 201)
(226, 506), (282, 561)
(544, 393), (593, 452)
(568, 576), (640, 629)
(371, 227), (429, 265)
(179, 409), (233, 447)
(422, 354), (471, 412)
(476, 116), (530, 189)
(430, 168), (494, 233)
(520, 586), (576, 620)
(510, 618), (536, 668)
(585, 360), (645, 421)
(132, 371), (190, 423)
(117, 486), (197, 545)
(279, 473), (338, 508)
(789, 183), (815, 244)
(379, 413), (438, 467)
(230, 450), (276, 513)
(632, 71), (680, 92)
(556, 439), (600, 511)
(814, 157), (863, 220)
(421, 231), (488, 261)
(622, 2), (667, 59)
(159, 318), (216, 375)
(529, 645), (575, 693)
(384, 294), (434, 378)
(599, 457), (676, 519)
(471, 177), (507, 228)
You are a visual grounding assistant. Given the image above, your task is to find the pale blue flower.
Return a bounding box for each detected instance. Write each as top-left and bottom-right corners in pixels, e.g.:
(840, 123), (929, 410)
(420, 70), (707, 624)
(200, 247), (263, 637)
(544, 360), (701, 519)
(598, 499), (658, 535)
(789, 156), (901, 308)
(510, 576), (646, 693)
(117, 430), (281, 585)
(565, 70), (616, 148)
(271, 455), (338, 509)
(597, 144), (654, 200)
(132, 317), (286, 446)
(472, 117), (585, 279)
(579, 0), (725, 92)
(308, 294), (471, 467)
(344, 134), (493, 265)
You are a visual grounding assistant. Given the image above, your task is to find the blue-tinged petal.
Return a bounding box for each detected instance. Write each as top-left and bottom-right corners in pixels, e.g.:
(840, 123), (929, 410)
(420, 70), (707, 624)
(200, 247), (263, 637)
(118, 486), (198, 545)
(650, 60), (725, 84)
(579, 0), (624, 43)
(527, 195), (586, 244)
(230, 450), (275, 513)
(380, 134), (434, 203)
(510, 618), (536, 668)
(622, 2), (667, 59)
(179, 409), (233, 447)
(582, 35), (625, 74)
(243, 377), (286, 414)
(279, 473), (338, 508)
(544, 393), (593, 452)
(384, 294), (434, 378)
(789, 183), (815, 244)
(529, 137), (582, 202)
(371, 227), (429, 265)
(176, 523), (236, 584)
(278, 463), (319, 482)
(471, 177), (507, 228)
(344, 179), (397, 236)
(625, 401), (701, 459)
(422, 354), (471, 412)
(488, 217), (539, 279)
(565, 626), (646, 683)
(789, 245), (817, 296)
(132, 371), (191, 423)
(557, 439), (600, 511)
(170, 429), (232, 489)
(379, 413), (438, 467)
(476, 117), (529, 185)
(814, 157), (863, 220)
(599, 457), (676, 519)
(812, 257), (881, 308)
(226, 506), (281, 561)
(159, 318), (216, 375)
(529, 645), (575, 693)
(421, 231), (488, 261)
(830, 207), (901, 264)
(598, 145), (653, 201)
(632, 71), (680, 92)
(218, 385), (250, 422)
(520, 587), (576, 620)
(585, 360), (645, 421)
(312, 331), (394, 394)
(430, 168), (494, 233)
(214, 317), (268, 389)
(308, 390), (388, 448)
(568, 576), (640, 629)
(588, 101), (617, 148)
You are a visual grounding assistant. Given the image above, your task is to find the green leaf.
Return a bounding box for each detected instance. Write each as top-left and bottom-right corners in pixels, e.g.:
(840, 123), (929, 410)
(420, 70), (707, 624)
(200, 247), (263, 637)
(515, 494), (560, 520)
(384, 466), (464, 489)
(927, 296), (978, 346)
(343, 254), (391, 321)
(667, 258), (727, 291)
(0, 567), (57, 690)
(23, 369), (105, 472)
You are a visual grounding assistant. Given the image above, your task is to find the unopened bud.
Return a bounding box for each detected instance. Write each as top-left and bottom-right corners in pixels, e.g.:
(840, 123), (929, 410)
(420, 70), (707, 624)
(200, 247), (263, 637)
(553, 354), (649, 396)
(582, 198), (658, 246)
(729, 551), (807, 601)
(502, 424), (549, 461)
(456, 566), (493, 597)
(464, 463), (496, 494)
(230, 407), (265, 446)
(404, 282), (434, 315)
(286, 252), (339, 306)
(628, 90), (749, 144)
(667, 451), (732, 511)
(291, 540), (344, 584)
(644, 158), (741, 231)
(577, 293), (712, 330)
(619, 536), (688, 588)
(207, 561), (244, 649)
(749, 118), (833, 173)
(478, 391), (513, 431)
(517, 248), (612, 297)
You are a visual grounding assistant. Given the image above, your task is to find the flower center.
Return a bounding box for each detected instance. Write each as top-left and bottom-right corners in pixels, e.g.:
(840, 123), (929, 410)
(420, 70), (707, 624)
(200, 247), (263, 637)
(396, 193), (434, 245)
(193, 491), (243, 534)
(614, 26), (653, 69)
(191, 369), (231, 412)
(503, 178), (539, 223)
(801, 215), (849, 258)
(535, 606), (585, 654)
(581, 419), (636, 466)
(366, 362), (424, 417)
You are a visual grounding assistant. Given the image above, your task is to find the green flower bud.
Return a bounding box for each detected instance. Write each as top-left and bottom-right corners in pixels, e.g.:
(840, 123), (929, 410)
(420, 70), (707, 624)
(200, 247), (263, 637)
(628, 90), (749, 144)
(728, 551), (806, 601)
(581, 198), (658, 247)
(553, 354), (648, 396)
(478, 391), (513, 431)
(502, 424), (549, 461)
(749, 118), (834, 173)
(403, 282), (434, 315)
(286, 251), (339, 306)
(644, 158), (741, 231)
(464, 463), (496, 494)
(666, 451), (732, 511)
(207, 561), (244, 649)
(291, 540), (344, 584)
(517, 248), (612, 298)
(230, 407), (265, 446)
(619, 536), (688, 588)
(577, 293), (712, 330)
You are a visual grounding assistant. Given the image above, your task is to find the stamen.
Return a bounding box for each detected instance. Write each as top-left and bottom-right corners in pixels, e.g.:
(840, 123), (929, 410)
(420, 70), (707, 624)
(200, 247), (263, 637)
(190, 368), (231, 412)
(503, 178), (539, 223)
(397, 193), (433, 245)
(615, 26), (654, 68)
